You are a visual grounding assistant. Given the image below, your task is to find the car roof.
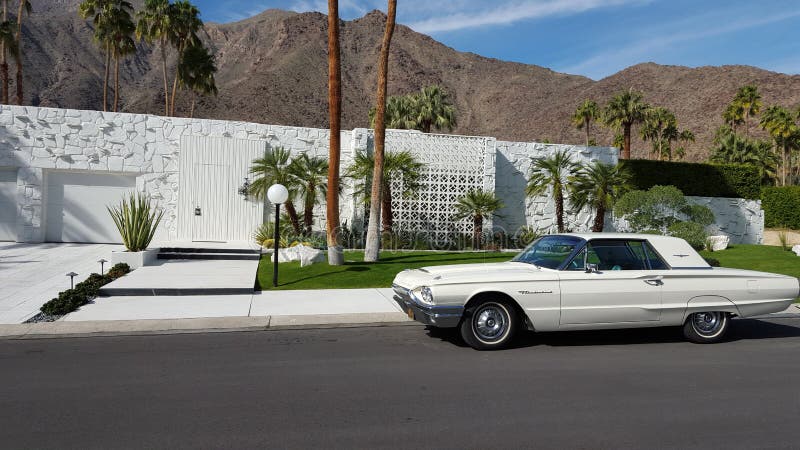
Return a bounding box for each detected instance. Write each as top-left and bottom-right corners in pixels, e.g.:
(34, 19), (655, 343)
(559, 232), (711, 269)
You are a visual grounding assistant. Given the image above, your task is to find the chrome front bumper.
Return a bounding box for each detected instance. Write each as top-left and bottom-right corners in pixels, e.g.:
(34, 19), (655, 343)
(392, 284), (463, 328)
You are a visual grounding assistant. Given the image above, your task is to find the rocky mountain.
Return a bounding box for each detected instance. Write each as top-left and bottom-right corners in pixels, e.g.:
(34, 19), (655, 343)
(12, 2), (800, 160)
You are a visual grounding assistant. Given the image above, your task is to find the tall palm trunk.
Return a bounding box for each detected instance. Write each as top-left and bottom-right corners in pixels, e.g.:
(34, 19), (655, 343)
(303, 185), (315, 236)
(472, 215), (483, 250)
(782, 143), (788, 186)
(103, 43), (111, 111)
(584, 119), (590, 146)
(326, 0), (344, 265)
(555, 187), (565, 233)
(381, 181), (392, 233)
(622, 123), (631, 159)
(283, 201), (301, 235)
(160, 38), (168, 115)
(592, 204), (605, 232)
(169, 43), (183, 116)
(1, 0), (7, 104)
(364, 0), (396, 262)
(189, 92), (196, 118)
(14, 0), (22, 105)
(113, 53), (120, 112)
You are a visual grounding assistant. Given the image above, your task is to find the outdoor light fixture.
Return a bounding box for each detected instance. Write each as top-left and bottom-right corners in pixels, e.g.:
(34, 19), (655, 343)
(66, 272), (78, 289)
(98, 259), (107, 275)
(238, 177), (251, 198)
(267, 183), (289, 287)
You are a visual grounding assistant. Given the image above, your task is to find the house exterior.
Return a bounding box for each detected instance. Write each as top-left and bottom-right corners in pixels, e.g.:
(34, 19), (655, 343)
(0, 105), (763, 246)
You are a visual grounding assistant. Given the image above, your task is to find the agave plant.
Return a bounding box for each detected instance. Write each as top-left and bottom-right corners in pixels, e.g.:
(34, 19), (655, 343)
(107, 192), (164, 252)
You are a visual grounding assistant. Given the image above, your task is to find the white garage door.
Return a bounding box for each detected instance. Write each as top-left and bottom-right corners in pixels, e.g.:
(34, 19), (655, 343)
(46, 172), (137, 243)
(0, 168), (17, 241)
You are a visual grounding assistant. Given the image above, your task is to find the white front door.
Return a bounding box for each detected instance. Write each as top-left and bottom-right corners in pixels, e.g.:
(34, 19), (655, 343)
(191, 163), (231, 242)
(0, 168), (16, 241)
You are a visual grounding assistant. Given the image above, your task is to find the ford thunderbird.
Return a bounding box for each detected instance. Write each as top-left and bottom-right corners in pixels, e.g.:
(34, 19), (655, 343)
(392, 233), (800, 350)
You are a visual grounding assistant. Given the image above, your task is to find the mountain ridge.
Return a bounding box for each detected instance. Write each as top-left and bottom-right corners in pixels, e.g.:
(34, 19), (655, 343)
(10, 6), (800, 160)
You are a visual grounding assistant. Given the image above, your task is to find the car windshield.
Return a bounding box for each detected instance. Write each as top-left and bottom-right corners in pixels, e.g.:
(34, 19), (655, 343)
(512, 235), (584, 269)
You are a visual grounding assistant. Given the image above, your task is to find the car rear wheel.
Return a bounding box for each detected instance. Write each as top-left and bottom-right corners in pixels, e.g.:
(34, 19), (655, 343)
(683, 311), (729, 343)
(460, 300), (517, 350)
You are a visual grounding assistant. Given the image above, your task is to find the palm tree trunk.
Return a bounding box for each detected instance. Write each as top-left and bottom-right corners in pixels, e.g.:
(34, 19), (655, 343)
(103, 44), (110, 112)
(592, 204), (605, 232)
(170, 43), (182, 116)
(622, 123), (631, 159)
(555, 187), (565, 233)
(303, 186), (314, 236)
(189, 92), (196, 118)
(14, 0), (22, 105)
(114, 53), (120, 112)
(363, 0), (396, 263)
(381, 180), (392, 233)
(326, 0), (344, 265)
(782, 144), (788, 187)
(585, 119), (590, 146)
(160, 38), (169, 116)
(283, 201), (301, 235)
(473, 215), (482, 250)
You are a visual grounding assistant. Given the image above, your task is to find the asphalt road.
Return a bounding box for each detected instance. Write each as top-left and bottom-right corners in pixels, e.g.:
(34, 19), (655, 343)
(1, 318), (800, 449)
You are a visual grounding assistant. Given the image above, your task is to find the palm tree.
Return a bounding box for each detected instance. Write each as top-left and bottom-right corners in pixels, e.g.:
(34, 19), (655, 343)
(13, 0), (31, 105)
(105, 3), (135, 112)
(569, 162), (632, 232)
(364, 0), (397, 262)
(413, 85), (456, 133)
(639, 106), (676, 160)
(572, 100), (598, 146)
(167, 0), (201, 116)
(526, 149), (579, 233)
(761, 105), (799, 186)
(673, 129), (695, 161)
(249, 147), (302, 234)
(369, 95), (416, 129)
(177, 42), (217, 118)
(326, 0), (343, 265)
(734, 85), (762, 138)
(602, 89), (648, 159)
(346, 150), (423, 234)
(79, 0), (124, 112)
(710, 127), (777, 185)
(0, 19), (16, 104)
(290, 154), (329, 236)
(454, 190), (504, 250)
(723, 102), (744, 134)
(136, 0), (173, 116)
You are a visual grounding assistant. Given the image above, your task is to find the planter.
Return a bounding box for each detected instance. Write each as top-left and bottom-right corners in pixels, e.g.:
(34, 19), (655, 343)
(111, 248), (157, 270)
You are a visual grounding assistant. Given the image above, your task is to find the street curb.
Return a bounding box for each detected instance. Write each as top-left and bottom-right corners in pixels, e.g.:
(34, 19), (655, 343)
(0, 313), (416, 340)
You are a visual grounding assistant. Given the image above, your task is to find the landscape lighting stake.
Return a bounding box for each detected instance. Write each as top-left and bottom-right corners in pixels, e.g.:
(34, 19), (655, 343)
(98, 258), (108, 275)
(66, 272), (78, 289)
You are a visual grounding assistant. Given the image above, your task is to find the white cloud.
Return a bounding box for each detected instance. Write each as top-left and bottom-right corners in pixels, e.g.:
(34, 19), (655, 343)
(559, 9), (800, 79)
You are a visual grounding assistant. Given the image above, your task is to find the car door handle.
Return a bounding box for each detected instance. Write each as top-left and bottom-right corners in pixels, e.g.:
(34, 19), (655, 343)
(643, 277), (663, 286)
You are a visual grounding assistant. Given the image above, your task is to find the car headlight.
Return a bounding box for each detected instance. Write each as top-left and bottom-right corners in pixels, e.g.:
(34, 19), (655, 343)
(411, 286), (434, 305)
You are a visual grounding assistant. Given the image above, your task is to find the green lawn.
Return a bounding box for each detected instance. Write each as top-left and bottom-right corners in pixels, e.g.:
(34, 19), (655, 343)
(255, 251), (513, 290)
(700, 245), (800, 279)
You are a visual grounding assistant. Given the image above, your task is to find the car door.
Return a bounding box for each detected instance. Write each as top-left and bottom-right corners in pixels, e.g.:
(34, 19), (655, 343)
(558, 239), (664, 325)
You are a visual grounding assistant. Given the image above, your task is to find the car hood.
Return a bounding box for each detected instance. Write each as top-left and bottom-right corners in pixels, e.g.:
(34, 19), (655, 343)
(393, 261), (552, 288)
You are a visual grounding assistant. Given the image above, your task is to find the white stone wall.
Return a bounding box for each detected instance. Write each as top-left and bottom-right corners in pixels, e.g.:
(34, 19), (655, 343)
(0, 104), (764, 245)
(493, 141), (618, 235)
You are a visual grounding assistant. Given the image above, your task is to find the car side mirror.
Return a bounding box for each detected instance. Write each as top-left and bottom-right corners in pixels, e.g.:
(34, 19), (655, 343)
(585, 263), (600, 274)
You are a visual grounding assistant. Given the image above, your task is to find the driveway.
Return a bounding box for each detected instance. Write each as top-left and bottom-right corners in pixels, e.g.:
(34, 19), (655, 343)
(0, 242), (121, 323)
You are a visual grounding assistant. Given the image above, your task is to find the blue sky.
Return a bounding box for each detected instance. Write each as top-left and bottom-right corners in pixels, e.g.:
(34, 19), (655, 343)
(193, 0), (800, 80)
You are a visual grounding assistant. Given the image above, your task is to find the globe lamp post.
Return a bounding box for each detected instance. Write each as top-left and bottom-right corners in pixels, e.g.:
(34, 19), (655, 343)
(267, 184), (289, 287)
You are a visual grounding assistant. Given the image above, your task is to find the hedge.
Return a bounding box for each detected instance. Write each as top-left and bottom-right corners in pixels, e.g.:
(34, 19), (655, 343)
(762, 186), (800, 229)
(39, 263), (131, 317)
(623, 160), (761, 200)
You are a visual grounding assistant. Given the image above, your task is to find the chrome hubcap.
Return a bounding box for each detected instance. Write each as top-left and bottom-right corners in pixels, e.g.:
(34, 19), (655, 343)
(474, 304), (507, 341)
(692, 312), (724, 336)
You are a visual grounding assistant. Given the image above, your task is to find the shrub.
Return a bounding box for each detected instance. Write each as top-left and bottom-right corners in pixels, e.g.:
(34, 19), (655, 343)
(39, 270), (122, 317)
(107, 263), (131, 279)
(108, 193), (164, 252)
(614, 185), (715, 232)
(761, 186), (800, 229)
(625, 160), (760, 199)
(668, 221), (708, 250)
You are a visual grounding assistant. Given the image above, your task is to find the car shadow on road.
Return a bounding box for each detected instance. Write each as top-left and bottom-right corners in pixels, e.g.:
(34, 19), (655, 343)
(425, 318), (800, 349)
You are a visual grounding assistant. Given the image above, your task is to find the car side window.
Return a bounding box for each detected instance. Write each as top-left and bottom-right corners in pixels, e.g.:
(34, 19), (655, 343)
(643, 241), (669, 269)
(566, 246), (601, 271)
(586, 240), (648, 271)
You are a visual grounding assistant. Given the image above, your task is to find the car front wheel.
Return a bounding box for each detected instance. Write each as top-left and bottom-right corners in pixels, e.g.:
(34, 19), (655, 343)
(683, 311), (730, 343)
(460, 300), (517, 350)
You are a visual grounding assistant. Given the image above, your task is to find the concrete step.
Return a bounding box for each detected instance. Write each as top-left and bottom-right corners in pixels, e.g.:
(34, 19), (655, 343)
(99, 287), (254, 297)
(158, 247), (260, 254)
(157, 253), (260, 261)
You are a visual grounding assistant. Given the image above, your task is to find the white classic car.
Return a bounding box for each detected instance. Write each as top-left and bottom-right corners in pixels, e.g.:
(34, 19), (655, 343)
(392, 233), (800, 350)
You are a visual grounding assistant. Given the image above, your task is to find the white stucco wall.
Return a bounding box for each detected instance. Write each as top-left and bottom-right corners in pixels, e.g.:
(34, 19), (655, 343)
(0, 104), (764, 245)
